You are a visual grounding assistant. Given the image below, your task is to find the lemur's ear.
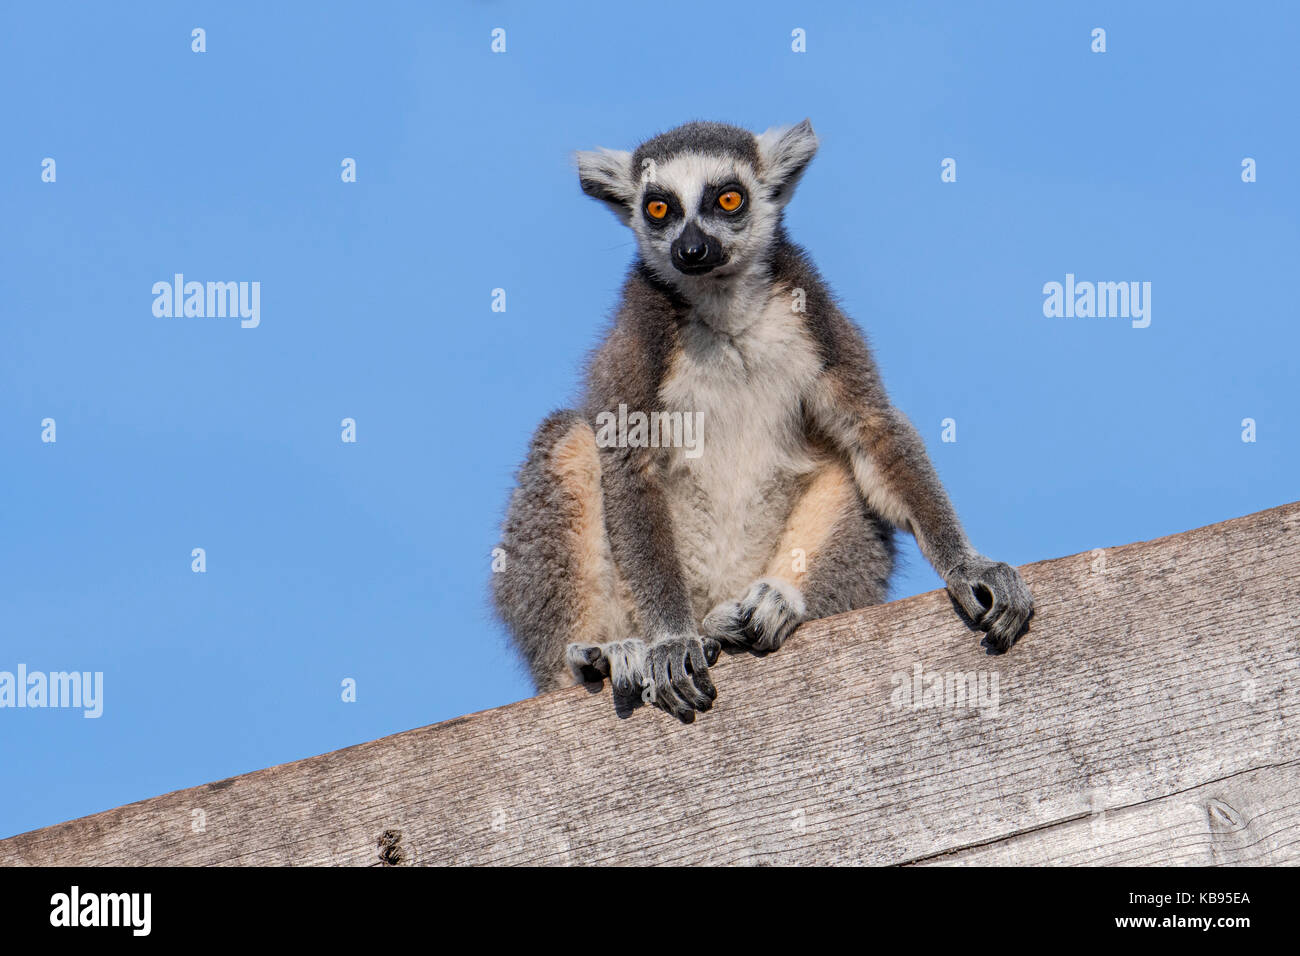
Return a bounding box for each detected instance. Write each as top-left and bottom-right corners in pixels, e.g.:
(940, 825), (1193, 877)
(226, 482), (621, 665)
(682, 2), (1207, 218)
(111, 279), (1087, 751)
(576, 148), (635, 224)
(756, 119), (819, 205)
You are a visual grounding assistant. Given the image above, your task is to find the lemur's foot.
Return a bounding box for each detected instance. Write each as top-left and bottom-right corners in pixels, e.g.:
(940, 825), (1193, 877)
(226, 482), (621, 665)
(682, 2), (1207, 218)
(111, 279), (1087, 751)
(566, 638), (648, 692)
(944, 556), (1034, 653)
(566, 635), (719, 722)
(703, 577), (807, 653)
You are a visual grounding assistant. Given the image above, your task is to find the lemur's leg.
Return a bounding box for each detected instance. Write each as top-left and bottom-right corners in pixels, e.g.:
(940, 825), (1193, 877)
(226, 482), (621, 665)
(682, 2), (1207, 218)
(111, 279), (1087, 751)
(702, 459), (895, 652)
(492, 411), (640, 693)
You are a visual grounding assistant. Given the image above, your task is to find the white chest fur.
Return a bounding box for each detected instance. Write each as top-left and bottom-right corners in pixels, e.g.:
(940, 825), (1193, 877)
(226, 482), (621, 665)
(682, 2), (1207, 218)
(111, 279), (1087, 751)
(657, 290), (824, 616)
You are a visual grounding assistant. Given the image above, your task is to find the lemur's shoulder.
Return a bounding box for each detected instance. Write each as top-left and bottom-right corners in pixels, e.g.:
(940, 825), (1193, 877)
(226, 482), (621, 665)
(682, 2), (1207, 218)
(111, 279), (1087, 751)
(767, 233), (876, 379)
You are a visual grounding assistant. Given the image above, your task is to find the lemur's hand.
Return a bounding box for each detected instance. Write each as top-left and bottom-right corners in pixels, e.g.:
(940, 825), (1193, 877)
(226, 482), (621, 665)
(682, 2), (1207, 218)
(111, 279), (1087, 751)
(566, 635), (720, 722)
(644, 633), (718, 723)
(944, 556), (1034, 652)
(702, 578), (807, 652)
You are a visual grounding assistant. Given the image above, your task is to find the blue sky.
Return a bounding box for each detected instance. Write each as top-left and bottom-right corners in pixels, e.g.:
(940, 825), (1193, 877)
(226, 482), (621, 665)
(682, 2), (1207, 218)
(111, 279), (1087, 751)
(1, 1), (1296, 838)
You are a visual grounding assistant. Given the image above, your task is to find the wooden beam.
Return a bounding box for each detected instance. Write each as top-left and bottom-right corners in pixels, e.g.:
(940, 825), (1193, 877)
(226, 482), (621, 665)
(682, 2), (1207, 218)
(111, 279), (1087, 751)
(906, 760), (1300, 866)
(2, 502), (1297, 866)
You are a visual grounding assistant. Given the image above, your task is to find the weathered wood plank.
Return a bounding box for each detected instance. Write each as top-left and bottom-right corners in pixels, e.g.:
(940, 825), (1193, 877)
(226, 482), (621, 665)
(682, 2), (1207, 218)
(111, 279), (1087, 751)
(1, 502), (1297, 866)
(907, 760), (1300, 866)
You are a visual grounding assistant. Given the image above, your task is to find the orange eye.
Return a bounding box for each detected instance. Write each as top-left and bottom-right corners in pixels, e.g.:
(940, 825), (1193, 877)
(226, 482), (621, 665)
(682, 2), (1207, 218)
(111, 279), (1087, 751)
(646, 200), (668, 220)
(718, 190), (743, 211)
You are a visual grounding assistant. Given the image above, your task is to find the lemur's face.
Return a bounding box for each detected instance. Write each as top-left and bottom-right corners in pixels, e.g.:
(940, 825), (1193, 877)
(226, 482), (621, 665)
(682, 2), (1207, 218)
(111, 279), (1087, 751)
(577, 121), (819, 291)
(630, 154), (766, 279)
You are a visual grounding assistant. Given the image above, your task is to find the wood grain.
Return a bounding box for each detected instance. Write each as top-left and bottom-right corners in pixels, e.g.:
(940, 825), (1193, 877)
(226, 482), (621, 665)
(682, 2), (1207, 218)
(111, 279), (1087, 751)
(2, 502), (1297, 866)
(907, 760), (1300, 866)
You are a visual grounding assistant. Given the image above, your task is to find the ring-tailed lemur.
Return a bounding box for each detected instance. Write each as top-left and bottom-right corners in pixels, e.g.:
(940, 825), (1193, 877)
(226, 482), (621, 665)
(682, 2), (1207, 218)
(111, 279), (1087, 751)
(493, 120), (1033, 722)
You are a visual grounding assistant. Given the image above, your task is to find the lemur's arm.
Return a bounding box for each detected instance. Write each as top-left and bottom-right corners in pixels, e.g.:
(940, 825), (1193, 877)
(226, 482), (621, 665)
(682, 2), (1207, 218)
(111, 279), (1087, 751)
(580, 299), (717, 719)
(597, 440), (694, 636)
(805, 315), (1034, 650)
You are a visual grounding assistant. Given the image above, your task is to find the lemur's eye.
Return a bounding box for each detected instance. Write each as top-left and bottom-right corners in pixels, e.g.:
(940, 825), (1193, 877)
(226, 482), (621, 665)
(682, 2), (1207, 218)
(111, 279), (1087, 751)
(718, 190), (743, 212)
(646, 200), (669, 220)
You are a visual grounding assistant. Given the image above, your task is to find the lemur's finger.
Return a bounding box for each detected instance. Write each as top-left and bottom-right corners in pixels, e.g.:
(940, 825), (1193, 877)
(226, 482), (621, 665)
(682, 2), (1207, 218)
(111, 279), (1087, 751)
(978, 591), (1009, 635)
(671, 651), (713, 710)
(750, 587), (800, 651)
(700, 636), (722, 666)
(566, 643), (609, 683)
(689, 641), (719, 698)
(1006, 609), (1032, 645)
(670, 670), (710, 711)
(984, 625), (1014, 654)
(702, 601), (746, 646)
(985, 624), (1013, 654)
(948, 581), (989, 626)
(736, 584), (764, 631)
(657, 661), (697, 718)
(990, 605), (1031, 652)
(654, 679), (696, 722)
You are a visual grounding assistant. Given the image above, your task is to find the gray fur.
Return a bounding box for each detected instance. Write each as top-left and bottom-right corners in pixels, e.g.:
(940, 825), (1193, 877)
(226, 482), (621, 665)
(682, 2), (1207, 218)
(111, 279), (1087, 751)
(632, 121), (761, 172)
(494, 120), (1034, 721)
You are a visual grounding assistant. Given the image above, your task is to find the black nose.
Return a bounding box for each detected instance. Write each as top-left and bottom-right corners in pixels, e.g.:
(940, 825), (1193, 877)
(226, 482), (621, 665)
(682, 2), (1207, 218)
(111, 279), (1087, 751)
(671, 223), (722, 274)
(679, 240), (708, 264)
